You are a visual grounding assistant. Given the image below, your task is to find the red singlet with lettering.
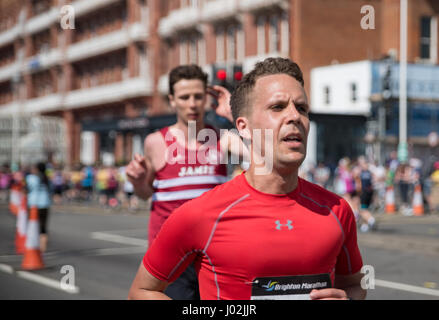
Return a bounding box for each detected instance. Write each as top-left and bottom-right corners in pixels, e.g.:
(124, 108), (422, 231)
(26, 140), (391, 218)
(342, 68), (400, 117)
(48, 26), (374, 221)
(148, 126), (228, 246)
(144, 173), (363, 300)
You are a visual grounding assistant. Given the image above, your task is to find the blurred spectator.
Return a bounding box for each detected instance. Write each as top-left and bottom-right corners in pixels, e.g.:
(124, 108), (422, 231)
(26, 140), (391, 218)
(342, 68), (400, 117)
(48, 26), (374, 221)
(51, 167), (65, 205)
(95, 165), (109, 206)
(26, 162), (52, 252)
(106, 167), (119, 208)
(119, 164), (138, 211)
(394, 163), (413, 216)
(0, 164), (12, 202)
(81, 165), (94, 202)
(356, 157), (377, 232)
(370, 160), (386, 212)
(314, 162), (330, 189)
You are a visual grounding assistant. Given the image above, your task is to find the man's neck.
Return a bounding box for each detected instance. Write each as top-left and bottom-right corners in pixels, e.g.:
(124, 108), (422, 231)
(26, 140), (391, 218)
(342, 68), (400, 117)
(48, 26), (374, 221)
(171, 120), (206, 145)
(245, 165), (299, 195)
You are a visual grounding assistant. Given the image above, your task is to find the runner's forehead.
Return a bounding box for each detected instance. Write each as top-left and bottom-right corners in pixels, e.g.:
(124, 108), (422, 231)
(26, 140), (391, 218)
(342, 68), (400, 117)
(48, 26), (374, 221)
(173, 79), (206, 95)
(253, 74), (307, 103)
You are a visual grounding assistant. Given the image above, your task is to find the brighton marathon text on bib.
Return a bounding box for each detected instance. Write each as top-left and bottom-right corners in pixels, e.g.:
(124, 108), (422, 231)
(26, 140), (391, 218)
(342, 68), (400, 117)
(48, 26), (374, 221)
(251, 274), (332, 300)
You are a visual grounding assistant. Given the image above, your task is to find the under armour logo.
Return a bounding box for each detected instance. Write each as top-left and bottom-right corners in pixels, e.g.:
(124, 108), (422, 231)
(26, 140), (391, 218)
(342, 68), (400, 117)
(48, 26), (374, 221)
(275, 220), (293, 230)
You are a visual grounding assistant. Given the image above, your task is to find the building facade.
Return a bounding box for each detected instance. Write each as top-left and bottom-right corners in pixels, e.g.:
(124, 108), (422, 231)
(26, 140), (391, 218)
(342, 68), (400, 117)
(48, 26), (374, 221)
(0, 0), (438, 167)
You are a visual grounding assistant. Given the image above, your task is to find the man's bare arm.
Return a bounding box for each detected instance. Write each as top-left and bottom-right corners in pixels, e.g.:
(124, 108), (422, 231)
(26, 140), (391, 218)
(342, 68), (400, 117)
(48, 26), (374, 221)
(310, 271), (366, 300)
(126, 134), (158, 200)
(127, 262), (171, 300)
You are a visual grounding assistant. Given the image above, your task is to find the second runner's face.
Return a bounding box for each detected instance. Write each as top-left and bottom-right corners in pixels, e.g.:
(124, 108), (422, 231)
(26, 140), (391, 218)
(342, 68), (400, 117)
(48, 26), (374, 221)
(245, 74), (310, 169)
(169, 79), (207, 125)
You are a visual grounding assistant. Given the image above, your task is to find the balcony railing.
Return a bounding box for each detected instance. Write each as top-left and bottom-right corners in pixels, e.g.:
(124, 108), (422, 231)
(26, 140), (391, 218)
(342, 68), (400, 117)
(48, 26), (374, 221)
(67, 23), (148, 63)
(239, 0), (289, 12)
(201, 0), (238, 22)
(158, 6), (200, 38)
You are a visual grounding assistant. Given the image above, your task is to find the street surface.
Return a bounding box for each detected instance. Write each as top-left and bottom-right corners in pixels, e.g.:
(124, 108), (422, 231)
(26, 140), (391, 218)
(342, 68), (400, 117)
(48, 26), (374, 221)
(0, 203), (438, 300)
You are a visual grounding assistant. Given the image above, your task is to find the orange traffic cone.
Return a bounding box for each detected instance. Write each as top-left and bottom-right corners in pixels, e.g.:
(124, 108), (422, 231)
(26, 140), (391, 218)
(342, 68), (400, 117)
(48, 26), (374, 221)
(385, 185), (396, 214)
(9, 184), (21, 216)
(412, 183), (424, 216)
(21, 207), (44, 270)
(15, 194), (28, 254)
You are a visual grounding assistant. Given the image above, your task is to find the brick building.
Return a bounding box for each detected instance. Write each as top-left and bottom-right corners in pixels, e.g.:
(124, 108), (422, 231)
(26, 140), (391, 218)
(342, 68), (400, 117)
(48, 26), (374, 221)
(0, 0), (438, 167)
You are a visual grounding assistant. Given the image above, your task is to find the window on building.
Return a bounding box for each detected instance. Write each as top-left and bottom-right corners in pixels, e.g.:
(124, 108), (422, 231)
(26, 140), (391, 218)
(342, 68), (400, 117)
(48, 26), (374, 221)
(216, 27), (225, 62)
(351, 83), (357, 102)
(269, 15), (280, 53)
(257, 16), (266, 55)
(0, 44), (15, 68)
(420, 16), (438, 63)
(189, 38), (198, 64)
(0, 81), (13, 105)
(324, 86), (330, 105)
(226, 25), (236, 61)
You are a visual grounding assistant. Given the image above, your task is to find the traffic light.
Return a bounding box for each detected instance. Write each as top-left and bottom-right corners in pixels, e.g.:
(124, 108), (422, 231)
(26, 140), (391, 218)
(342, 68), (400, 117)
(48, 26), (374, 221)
(231, 64), (243, 90)
(211, 64), (243, 93)
(212, 64), (228, 88)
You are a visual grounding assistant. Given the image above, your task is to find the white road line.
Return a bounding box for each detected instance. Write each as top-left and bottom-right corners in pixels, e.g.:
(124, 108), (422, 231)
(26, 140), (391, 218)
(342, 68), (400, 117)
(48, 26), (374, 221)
(16, 271), (79, 294)
(0, 263), (14, 274)
(375, 279), (439, 297)
(86, 247), (146, 256)
(90, 232), (148, 247)
(0, 265), (80, 294)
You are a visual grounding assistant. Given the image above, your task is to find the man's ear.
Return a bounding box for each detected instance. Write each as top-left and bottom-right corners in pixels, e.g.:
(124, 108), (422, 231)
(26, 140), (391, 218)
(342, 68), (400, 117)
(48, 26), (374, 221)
(236, 117), (251, 140)
(168, 94), (176, 109)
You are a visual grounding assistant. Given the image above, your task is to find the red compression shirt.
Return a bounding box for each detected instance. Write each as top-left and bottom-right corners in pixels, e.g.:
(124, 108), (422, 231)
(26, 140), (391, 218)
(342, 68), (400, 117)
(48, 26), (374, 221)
(143, 173), (363, 300)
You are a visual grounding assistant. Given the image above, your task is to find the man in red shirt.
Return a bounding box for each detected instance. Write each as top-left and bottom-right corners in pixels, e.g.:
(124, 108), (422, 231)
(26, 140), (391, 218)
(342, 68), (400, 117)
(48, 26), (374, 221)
(128, 58), (366, 300)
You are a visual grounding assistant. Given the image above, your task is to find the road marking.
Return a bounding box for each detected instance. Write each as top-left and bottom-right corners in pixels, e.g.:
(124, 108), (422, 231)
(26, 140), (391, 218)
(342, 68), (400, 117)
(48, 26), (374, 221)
(0, 263), (14, 274)
(16, 271), (79, 294)
(85, 247), (146, 256)
(0, 263), (79, 294)
(90, 232), (148, 247)
(375, 279), (439, 297)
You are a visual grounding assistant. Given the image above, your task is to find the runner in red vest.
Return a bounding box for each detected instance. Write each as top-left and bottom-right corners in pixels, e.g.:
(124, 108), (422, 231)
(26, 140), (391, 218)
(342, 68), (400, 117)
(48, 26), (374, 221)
(128, 58), (366, 301)
(126, 64), (245, 299)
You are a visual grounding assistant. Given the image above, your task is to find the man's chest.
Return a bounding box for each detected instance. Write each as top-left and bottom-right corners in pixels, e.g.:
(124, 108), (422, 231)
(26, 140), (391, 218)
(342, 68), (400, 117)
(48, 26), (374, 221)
(201, 205), (344, 277)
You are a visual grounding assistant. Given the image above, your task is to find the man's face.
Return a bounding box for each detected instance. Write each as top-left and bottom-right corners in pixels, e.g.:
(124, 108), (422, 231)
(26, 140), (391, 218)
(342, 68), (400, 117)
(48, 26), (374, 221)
(169, 79), (206, 125)
(239, 74), (310, 170)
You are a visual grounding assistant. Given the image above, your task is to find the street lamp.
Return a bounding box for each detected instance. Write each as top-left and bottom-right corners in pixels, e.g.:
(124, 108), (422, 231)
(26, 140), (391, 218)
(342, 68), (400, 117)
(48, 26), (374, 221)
(398, 0), (408, 163)
(11, 73), (22, 169)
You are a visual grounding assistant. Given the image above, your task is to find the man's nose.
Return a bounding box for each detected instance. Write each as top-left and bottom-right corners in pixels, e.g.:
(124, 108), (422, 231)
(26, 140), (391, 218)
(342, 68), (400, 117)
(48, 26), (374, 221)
(285, 103), (300, 123)
(188, 95), (197, 107)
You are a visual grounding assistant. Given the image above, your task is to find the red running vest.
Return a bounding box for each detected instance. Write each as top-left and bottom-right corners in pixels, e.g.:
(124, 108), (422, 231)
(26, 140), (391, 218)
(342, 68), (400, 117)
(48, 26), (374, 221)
(148, 126), (228, 246)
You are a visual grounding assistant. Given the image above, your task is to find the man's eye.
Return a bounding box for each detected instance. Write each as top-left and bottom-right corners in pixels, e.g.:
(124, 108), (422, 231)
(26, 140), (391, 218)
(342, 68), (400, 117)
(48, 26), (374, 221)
(297, 105), (308, 113)
(271, 104), (284, 110)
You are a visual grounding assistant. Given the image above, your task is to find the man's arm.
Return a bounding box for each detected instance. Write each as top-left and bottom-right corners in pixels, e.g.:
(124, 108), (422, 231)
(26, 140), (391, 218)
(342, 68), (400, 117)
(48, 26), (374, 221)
(126, 133), (158, 200)
(127, 262), (171, 300)
(310, 272), (366, 300)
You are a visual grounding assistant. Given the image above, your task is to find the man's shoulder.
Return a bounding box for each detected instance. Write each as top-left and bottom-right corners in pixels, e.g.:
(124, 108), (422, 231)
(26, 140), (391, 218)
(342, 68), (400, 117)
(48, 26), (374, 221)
(176, 176), (245, 214)
(145, 130), (165, 147)
(299, 178), (349, 211)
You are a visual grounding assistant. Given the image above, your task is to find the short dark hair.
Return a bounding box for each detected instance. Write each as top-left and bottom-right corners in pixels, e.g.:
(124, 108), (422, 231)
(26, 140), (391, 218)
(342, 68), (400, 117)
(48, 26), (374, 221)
(230, 57), (304, 123)
(168, 64), (208, 95)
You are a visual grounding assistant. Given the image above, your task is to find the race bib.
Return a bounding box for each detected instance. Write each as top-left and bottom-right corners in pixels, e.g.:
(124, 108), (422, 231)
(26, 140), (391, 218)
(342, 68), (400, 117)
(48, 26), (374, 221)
(250, 274), (332, 300)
